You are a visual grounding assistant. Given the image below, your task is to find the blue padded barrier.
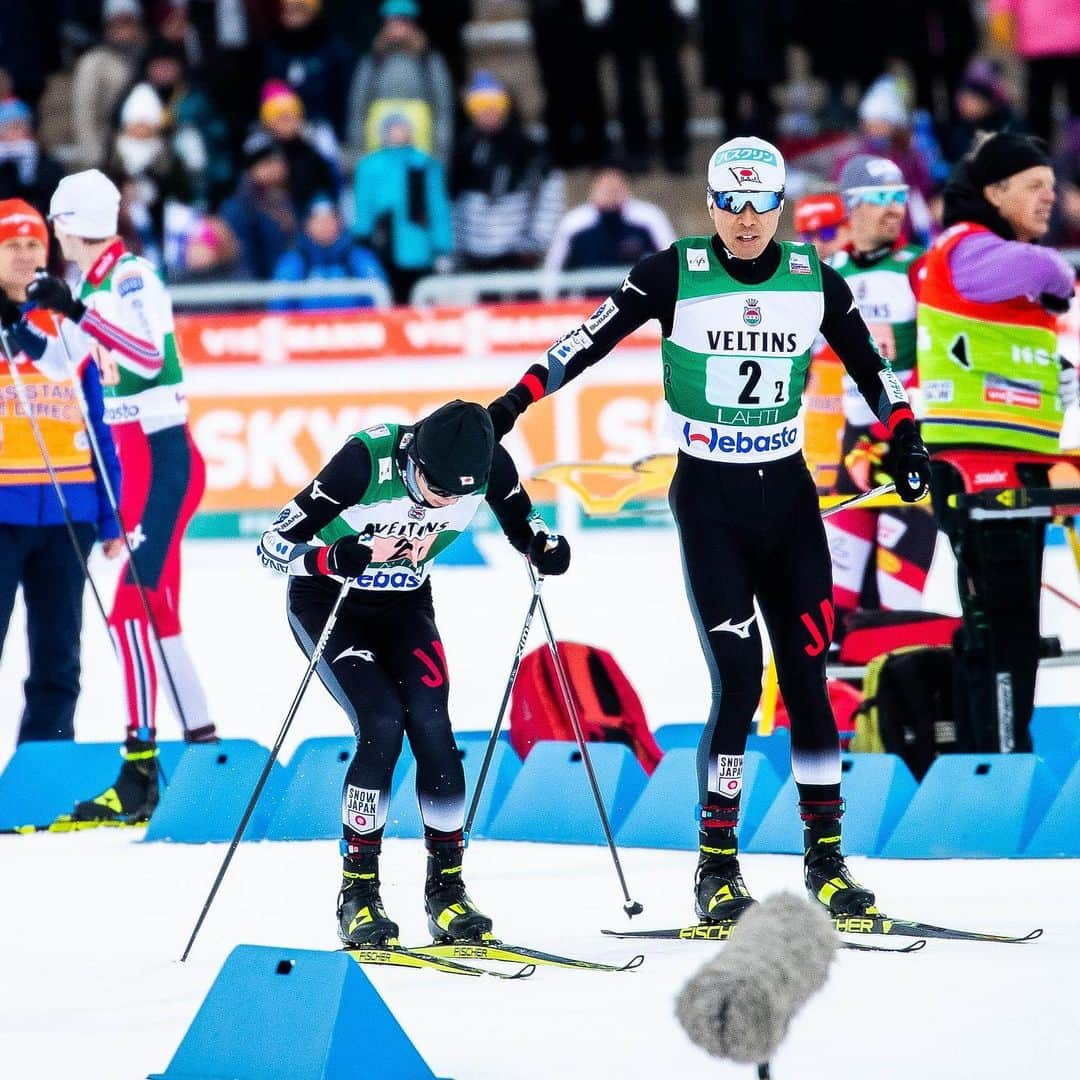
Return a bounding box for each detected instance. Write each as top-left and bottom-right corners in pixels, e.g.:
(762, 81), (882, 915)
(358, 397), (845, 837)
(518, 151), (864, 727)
(145, 740), (287, 843)
(263, 736), (413, 842)
(1024, 759), (1080, 856)
(616, 749), (780, 850)
(1030, 704), (1080, 781)
(652, 723), (704, 752)
(744, 753), (918, 855)
(0, 740), (188, 830)
(149, 945), (439, 1080)
(385, 740), (521, 840)
(485, 741), (647, 844)
(879, 754), (1059, 858)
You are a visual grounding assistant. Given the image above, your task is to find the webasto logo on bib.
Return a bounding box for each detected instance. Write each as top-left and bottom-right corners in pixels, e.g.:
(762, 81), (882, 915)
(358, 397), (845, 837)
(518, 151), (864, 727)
(684, 422), (799, 455)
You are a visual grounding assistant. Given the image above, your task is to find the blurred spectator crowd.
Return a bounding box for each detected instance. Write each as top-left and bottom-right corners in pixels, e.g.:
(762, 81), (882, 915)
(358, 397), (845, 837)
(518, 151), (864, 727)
(0, 0), (1075, 304)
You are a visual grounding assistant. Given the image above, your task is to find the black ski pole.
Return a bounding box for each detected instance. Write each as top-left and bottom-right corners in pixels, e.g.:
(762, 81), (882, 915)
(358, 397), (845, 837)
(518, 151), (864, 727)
(462, 571), (544, 843)
(48, 312), (198, 738)
(524, 557), (643, 918)
(180, 575), (352, 962)
(0, 328), (110, 628)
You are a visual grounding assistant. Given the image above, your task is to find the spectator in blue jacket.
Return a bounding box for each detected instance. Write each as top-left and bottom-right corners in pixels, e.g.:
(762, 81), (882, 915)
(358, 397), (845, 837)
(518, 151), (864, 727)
(0, 198), (122, 744)
(353, 112), (453, 304)
(271, 195), (388, 309)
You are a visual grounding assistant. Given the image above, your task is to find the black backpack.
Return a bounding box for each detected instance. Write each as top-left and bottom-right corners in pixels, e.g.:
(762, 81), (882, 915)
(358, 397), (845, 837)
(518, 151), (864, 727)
(850, 645), (960, 781)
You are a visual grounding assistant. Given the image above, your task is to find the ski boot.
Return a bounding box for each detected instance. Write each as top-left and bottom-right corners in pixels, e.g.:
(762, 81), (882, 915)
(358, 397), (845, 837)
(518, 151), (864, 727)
(337, 849), (399, 946)
(183, 724), (219, 745)
(424, 838), (493, 942)
(802, 804), (876, 916)
(694, 829), (756, 923)
(68, 738), (160, 825)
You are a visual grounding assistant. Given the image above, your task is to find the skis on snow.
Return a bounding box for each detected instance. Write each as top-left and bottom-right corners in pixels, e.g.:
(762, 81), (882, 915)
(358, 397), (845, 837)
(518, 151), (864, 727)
(344, 937), (644, 977)
(602, 913), (1043, 946)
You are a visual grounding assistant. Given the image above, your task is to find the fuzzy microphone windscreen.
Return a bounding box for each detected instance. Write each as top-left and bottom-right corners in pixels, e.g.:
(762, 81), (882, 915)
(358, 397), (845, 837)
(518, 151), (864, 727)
(674, 892), (837, 1066)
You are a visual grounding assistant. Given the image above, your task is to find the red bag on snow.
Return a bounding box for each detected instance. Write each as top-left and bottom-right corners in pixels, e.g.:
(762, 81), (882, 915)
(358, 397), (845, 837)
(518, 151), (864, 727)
(837, 608), (961, 664)
(509, 641), (662, 775)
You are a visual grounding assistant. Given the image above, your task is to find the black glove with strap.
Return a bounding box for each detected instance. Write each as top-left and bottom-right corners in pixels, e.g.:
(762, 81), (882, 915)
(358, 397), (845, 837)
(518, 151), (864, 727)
(309, 535), (374, 578)
(528, 530), (571, 576)
(26, 271), (85, 322)
(890, 418), (932, 503)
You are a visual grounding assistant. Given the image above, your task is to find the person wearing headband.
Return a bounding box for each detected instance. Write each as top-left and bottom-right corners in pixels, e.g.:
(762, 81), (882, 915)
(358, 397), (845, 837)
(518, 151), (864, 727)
(487, 136), (933, 925)
(916, 131), (1077, 755)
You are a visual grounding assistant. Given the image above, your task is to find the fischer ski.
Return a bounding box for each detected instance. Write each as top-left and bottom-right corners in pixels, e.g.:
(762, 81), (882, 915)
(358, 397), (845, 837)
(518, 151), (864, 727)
(599, 924), (923, 953)
(343, 944), (535, 978)
(413, 939), (645, 972)
(830, 914), (1043, 944)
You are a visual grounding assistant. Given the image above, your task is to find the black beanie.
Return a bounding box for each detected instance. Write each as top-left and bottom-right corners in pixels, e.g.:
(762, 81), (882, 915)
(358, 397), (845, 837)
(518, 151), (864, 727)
(969, 132), (1052, 188)
(411, 400), (495, 495)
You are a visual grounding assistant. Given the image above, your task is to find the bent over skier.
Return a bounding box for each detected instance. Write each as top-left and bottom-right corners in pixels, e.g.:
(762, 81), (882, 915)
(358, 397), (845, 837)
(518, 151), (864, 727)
(257, 400), (570, 946)
(488, 137), (933, 923)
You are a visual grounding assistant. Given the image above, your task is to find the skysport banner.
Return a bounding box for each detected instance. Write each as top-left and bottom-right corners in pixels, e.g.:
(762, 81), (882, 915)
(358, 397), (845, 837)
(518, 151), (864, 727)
(174, 301), (846, 537)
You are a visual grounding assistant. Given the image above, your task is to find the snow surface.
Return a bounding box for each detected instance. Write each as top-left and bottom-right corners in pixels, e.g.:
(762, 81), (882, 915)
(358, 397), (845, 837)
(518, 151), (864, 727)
(1, 528), (1079, 1079)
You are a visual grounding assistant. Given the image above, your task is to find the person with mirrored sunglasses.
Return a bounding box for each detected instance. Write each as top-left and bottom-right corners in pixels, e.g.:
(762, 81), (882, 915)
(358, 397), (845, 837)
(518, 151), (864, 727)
(822, 155), (939, 637)
(487, 135), (932, 926)
(257, 400), (570, 948)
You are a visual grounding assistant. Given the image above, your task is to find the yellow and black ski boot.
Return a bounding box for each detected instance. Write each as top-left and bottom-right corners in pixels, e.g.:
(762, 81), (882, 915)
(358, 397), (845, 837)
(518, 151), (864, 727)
(802, 803), (876, 916)
(693, 829), (756, 922)
(68, 738), (160, 825)
(338, 850), (399, 946)
(424, 838), (493, 942)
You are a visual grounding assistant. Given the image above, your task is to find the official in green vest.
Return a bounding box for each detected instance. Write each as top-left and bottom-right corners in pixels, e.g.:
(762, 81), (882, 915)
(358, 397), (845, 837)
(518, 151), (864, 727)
(488, 136), (932, 924)
(258, 400), (570, 946)
(916, 132), (1078, 753)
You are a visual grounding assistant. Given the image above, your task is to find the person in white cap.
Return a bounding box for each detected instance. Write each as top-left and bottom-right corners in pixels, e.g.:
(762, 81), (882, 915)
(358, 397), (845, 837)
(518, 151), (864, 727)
(822, 154), (939, 634)
(487, 135), (934, 925)
(24, 168), (217, 827)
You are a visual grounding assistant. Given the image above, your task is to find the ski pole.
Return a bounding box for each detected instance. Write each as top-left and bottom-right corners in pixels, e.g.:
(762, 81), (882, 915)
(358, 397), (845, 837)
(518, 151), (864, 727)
(180, 575), (352, 962)
(0, 328), (110, 627)
(819, 480), (898, 520)
(463, 571), (544, 843)
(524, 557), (643, 918)
(48, 313), (197, 737)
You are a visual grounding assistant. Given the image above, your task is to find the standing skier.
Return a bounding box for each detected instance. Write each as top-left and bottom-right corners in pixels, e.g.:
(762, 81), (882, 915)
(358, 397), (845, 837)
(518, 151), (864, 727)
(823, 155), (939, 629)
(487, 137), (932, 922)
(25, 169), (217, 827)
(257, 400), (570, 945)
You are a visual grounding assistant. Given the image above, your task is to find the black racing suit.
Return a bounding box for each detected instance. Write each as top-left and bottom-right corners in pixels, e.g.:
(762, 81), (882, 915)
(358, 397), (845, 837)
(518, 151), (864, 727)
(267, 435), (536, 853)
(497, 236), (915, 828)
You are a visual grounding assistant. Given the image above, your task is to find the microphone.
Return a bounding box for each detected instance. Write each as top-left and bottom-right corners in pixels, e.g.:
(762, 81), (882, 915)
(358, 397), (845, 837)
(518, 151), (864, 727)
(674, 892), (837, 1077)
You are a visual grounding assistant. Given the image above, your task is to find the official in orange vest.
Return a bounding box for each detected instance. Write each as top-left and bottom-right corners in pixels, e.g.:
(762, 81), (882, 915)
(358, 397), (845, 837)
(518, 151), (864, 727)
(0, 198), (122, 742)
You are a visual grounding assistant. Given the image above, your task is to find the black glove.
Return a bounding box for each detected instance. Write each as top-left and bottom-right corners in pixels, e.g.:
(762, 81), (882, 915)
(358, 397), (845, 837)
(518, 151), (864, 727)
(25, 272), (85, 321)
(320, 535), (375, 578)
(487, 387), (530, 440)
(1039, 291), (1072, 315)
(528, 531), (571, 576)
(890, 418), (931, 503)
(0, 288), (21, 329)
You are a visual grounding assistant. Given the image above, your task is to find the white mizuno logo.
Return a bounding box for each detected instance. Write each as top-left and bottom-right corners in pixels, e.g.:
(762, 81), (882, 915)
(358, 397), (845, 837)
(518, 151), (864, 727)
(334, 646), (375, 663)
(620, 275), (646, 296)
(709, 615), (756, 639)
(505, 482), (522, 499)
(310, 479), (339, 504)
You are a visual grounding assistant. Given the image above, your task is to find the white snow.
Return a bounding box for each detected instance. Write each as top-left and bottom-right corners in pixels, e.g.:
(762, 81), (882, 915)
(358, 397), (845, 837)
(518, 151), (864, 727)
(1, 528), (1079, 1080)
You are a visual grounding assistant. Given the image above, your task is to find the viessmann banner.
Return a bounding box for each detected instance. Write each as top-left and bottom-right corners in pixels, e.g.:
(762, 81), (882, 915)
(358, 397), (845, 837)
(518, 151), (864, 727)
(172, 301), (848, 536)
